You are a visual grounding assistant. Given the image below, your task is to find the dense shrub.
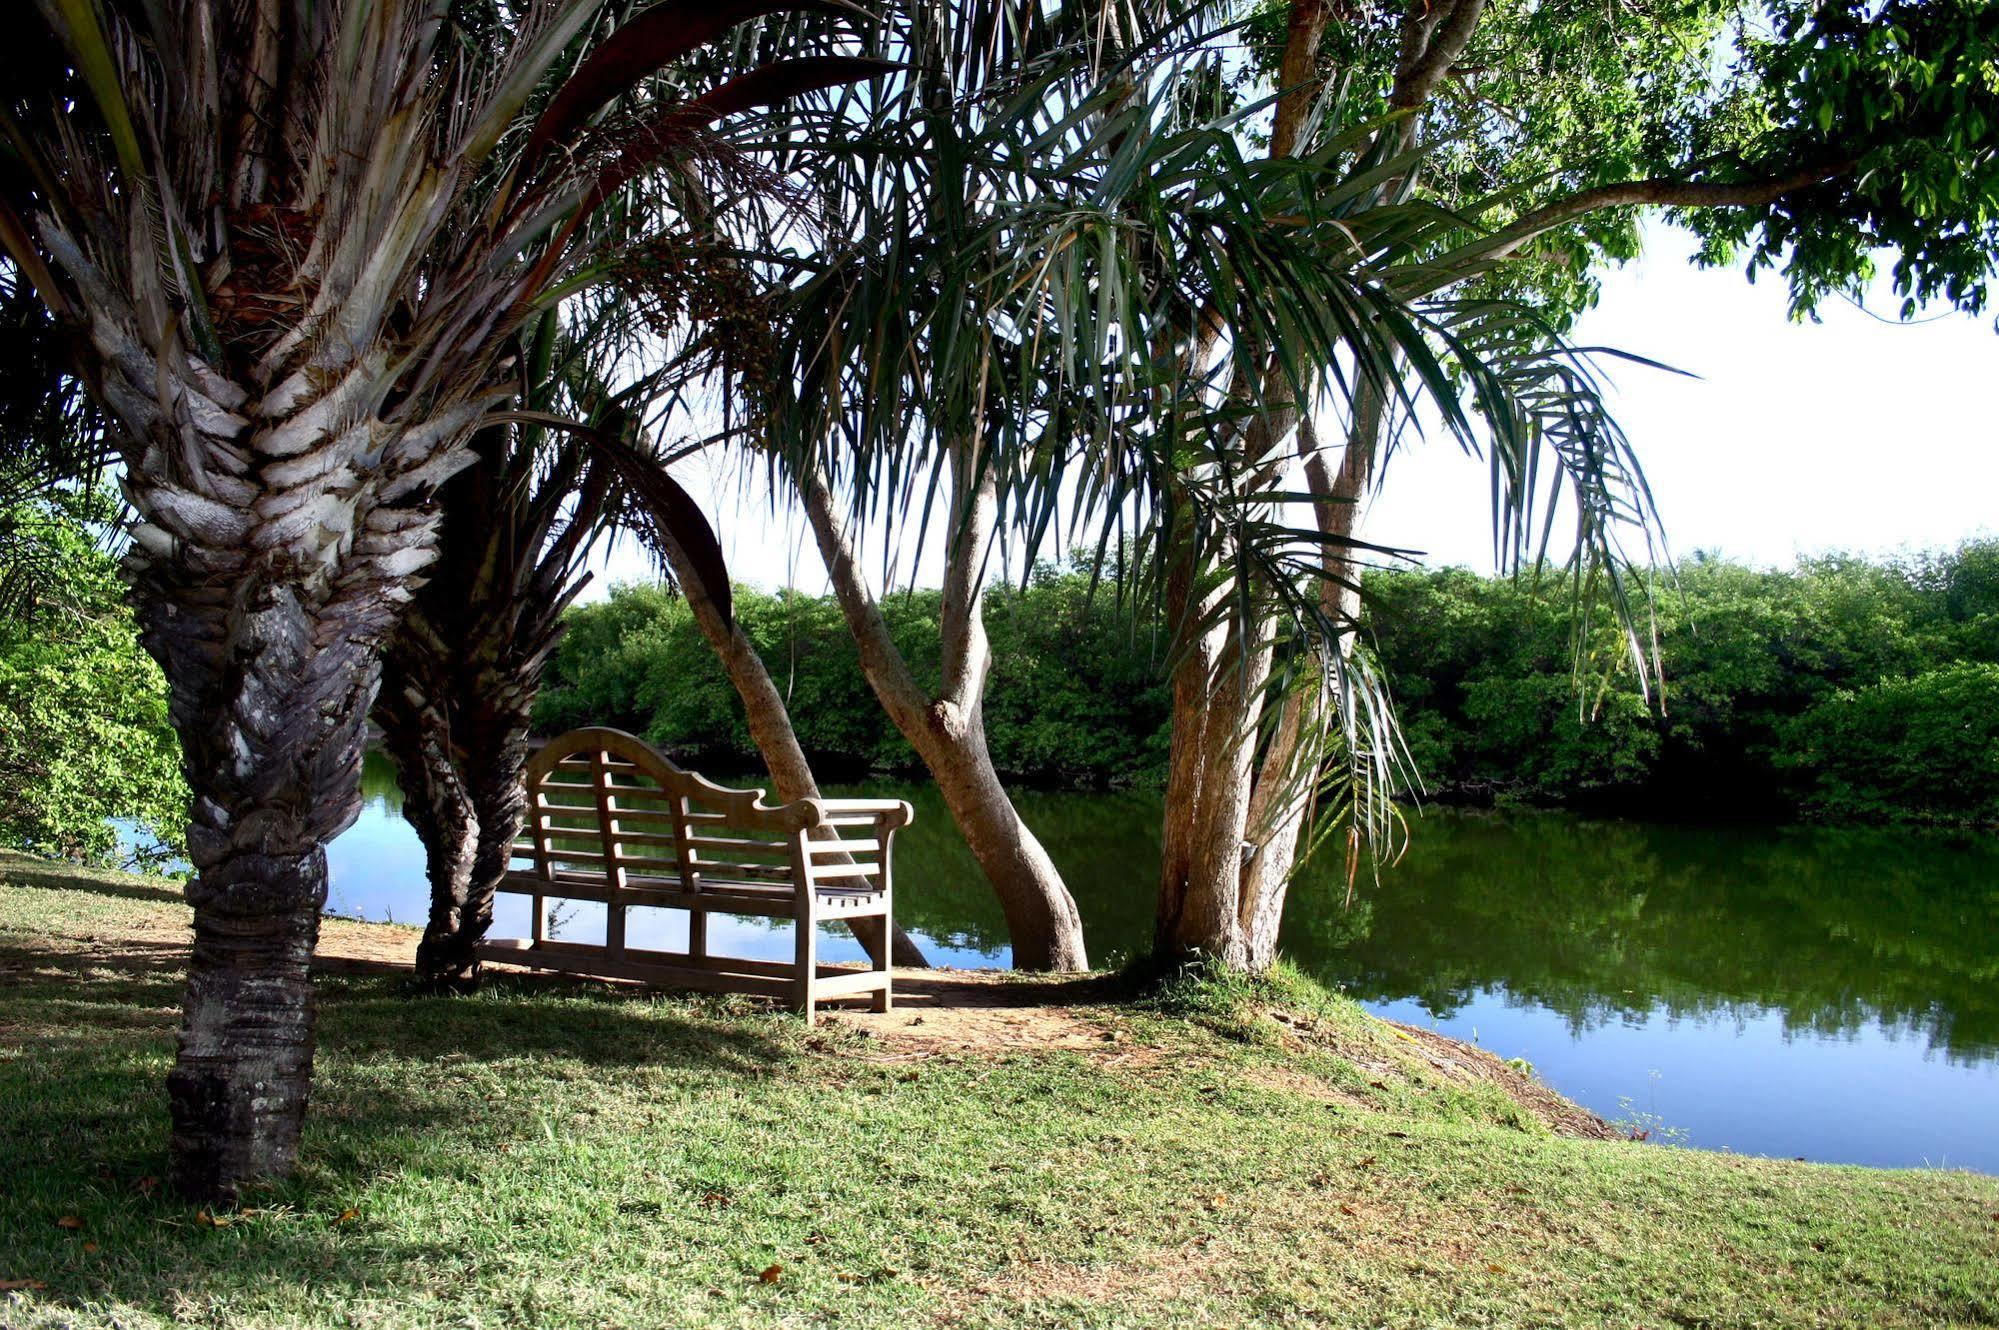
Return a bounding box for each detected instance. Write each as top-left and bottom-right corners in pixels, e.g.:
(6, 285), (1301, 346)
(1367, 544), (1999, 824)
(0, 491), (186, 864)
(1782, 664), (1999, 826)
(546, 540), (1999, 825)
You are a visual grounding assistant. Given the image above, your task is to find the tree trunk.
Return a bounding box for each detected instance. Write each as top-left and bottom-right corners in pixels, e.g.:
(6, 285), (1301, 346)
(1235, 400), (1382, 968)
(630, 480), (930, 968)
(1150, 0), (1441, 976)
(794, 455), (1087, 971)
(460, 688), (536, 980)
(142, 570), (393, 1204)
(376, 669), (481, 989)
(377, 635), (543, 991)
(1151, 376), (1297, 968)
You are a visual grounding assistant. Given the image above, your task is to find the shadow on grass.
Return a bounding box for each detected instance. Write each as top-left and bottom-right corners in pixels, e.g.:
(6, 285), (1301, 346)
(0, 851), (185, 907)
(0, 959), (809, 1315)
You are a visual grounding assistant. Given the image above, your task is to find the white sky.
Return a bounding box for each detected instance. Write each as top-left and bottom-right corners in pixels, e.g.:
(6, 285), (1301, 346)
(588, 222), (1998, 598)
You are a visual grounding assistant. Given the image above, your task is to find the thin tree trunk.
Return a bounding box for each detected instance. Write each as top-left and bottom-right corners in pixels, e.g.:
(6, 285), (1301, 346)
(1151, 0), (1460, 976)
(1151, 376), (1298, 967)
(461, 687), (536, 980)
(647, 514), (929, 967)
(1235, 401), (1380, 968)
(794, 455), (1087, 971)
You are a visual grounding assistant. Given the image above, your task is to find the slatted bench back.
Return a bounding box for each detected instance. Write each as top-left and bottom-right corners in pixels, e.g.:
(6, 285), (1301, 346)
(485, 727), (904, 1019)
(515, 728), (817, 909)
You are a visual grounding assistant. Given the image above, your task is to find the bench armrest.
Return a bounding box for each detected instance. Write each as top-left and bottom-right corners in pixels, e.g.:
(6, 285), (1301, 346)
(805, 797), (914, 832)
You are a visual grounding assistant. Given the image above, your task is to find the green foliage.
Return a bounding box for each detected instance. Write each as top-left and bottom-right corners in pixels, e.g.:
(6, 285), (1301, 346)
(539, 567), (1172, 786)
(543, 541), (1999, 827)
(1784, 663), (1999, 826)
(1697, 0), (1999, 317)
(1367, 542), (1999, 825)
(0, 490), (185, 866)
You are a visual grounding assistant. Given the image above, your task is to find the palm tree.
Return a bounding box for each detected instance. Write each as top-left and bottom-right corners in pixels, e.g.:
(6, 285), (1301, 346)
(375, 308), (619, 991)
(1, 0), (885, 1201)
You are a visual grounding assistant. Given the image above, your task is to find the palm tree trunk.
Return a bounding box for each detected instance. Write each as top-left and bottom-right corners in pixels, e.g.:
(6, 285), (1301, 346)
(377, 666), (482, 988)
(461, 688), (536, 980)
(795, 456), (1087, 971)
(1235, 401), (1382, 968)
(145, 576), (386, 1204)
(1151, 386), (1295, 969)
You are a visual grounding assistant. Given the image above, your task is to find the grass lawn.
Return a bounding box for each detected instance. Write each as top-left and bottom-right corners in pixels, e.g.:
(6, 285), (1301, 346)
(2, 850), (1996, 1329)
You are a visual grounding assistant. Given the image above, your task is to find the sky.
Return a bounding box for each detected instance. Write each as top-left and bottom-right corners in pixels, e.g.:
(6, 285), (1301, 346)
(588, 222), (1998, 598)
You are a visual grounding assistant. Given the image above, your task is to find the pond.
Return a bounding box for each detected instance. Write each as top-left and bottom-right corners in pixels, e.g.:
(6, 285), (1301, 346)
(323, 752), (1999, 1175)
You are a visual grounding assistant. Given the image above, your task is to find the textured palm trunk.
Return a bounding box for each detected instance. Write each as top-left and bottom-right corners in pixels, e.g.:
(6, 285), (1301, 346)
(378, 653), (538, 990)
(462, 692), (535, 979)
(141, 545), (410, 1202)
(796, 454), (1086, 971)
(1153, 548), (1276, 968)
(376, 670), (480, 986)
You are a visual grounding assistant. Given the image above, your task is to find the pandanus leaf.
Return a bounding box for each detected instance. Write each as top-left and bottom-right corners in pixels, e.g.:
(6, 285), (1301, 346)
(521, 0), (861, 170)
(589, 434), (735, 629)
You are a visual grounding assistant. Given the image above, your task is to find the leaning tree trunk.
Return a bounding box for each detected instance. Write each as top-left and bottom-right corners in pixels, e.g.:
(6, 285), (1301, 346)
(795, 453), (1087, 971)
(644, 513), (930, 967)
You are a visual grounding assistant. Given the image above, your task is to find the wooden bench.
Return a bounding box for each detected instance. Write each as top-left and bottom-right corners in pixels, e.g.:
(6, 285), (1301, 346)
(478, 727), (910, 1021)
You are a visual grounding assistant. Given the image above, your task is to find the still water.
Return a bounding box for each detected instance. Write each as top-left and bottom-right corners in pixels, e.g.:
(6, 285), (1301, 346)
(327, 753), (1999, 1174)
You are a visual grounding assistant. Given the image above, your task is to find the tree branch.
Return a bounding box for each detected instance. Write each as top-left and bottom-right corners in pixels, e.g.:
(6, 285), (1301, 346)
(1485, 159), (1860, 260)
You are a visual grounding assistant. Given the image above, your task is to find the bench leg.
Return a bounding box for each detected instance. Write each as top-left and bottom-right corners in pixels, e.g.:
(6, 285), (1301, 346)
(872, 907), (892, 1013)
(795, 912), (817, 1026)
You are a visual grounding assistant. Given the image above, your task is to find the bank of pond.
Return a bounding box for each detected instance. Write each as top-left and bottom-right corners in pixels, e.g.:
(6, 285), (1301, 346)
(316, 752), (1999, 1177)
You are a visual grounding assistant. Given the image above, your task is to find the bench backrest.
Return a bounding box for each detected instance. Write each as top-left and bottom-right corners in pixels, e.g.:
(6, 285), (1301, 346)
(515, 727), (816, 897)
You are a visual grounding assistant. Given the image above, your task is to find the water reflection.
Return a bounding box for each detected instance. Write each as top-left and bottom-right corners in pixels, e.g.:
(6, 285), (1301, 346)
(329, 752), (1999, 1171)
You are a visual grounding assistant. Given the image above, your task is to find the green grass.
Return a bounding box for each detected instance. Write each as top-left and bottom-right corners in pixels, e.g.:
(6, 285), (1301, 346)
(3, 852), (1996, 1328)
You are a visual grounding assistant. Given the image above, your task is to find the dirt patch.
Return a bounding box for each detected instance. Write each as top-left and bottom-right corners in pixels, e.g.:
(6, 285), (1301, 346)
(1383, 1020), (1618, 1140)
(825, 970), (1155, 1062)
(316, 918), (421, 972)
(943, 1244), (1223, 1321)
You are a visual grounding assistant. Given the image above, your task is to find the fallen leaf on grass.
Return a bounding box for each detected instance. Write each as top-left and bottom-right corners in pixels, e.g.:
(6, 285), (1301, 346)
(1339, 1203), (1357, 1217)
(758, 1264), (783, 1284)
(193, 1210), (233, 1228)
(54, 1217), (81, 1231)
(0, 1279), (46, 1292)
(332, 1208), (359, 1228)
(81, 1243), (98, 1255)
(1487, 1264), (1506, 1275)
